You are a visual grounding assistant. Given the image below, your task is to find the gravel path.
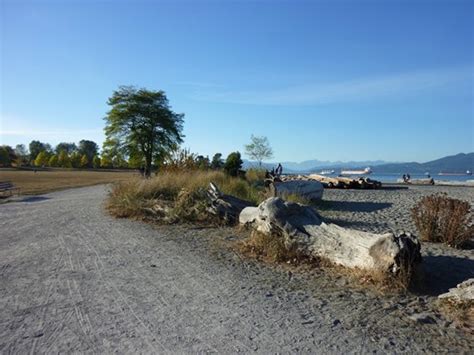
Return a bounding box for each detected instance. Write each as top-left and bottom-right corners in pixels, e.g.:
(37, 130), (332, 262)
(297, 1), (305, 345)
(1, 185), (472, 353)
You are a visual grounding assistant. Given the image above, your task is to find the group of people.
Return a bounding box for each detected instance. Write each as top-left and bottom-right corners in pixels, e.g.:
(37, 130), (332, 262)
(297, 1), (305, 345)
(402, 173), (411, 182)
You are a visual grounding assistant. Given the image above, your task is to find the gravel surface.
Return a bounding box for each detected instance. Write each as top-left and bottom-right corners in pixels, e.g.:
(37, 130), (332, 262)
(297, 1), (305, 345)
(1, 185), (473, 353)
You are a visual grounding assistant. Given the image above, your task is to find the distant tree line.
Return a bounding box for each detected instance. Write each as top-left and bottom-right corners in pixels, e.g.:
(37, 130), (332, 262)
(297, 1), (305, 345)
(0, 139), (245, 176)
(0, 140), (104, 169)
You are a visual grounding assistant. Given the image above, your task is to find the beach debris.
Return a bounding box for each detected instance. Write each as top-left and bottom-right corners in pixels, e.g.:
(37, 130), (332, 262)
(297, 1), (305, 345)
(206, 182), (254, 224)
(239, 197), (421, 275)
(439, 279), (474, 303)
(270, 174), (382, 190)
(397, 178), (435, 185)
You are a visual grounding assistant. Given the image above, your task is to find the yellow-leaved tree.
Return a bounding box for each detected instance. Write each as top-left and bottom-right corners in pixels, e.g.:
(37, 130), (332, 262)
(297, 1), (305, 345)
(58, 151), (72, 168)
(34, 151), (49, 167)
(80, 154), (89, 168)
(48, 155), (59, 167)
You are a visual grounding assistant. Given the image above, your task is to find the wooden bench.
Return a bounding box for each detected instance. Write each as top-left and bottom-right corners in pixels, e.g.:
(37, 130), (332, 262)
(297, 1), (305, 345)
(0, 181), (20, 197)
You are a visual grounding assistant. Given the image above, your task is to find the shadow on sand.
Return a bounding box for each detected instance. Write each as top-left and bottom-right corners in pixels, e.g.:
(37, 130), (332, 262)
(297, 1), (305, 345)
(418, 255), (474, 296)
(20, 196), (50, 203)
(379, 185), (409, 191)
(323, 201), (392, 213)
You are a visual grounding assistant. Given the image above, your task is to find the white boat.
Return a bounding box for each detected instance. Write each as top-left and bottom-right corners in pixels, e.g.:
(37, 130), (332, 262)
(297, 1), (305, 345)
(340, 167), (372, 176)
(319, 169), (335, 175)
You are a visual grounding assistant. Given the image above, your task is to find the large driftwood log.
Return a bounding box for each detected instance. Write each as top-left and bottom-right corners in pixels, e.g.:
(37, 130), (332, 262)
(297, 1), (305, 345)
(308, 174), (381, 189)
(206, 182), (254, 224)
(271, 180), (324, 201)
(240, 197), (421, 274)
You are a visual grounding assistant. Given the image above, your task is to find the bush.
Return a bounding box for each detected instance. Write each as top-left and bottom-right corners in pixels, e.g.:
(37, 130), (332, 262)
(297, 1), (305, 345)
(412, 193), (473, 248)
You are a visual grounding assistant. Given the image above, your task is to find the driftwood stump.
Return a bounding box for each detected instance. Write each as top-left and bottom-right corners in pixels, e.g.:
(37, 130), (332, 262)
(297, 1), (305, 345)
(206, 182), (254, 225)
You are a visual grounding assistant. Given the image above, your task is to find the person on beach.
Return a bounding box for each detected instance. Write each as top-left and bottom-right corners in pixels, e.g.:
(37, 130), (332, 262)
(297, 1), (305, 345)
(275, 163), (283, 176)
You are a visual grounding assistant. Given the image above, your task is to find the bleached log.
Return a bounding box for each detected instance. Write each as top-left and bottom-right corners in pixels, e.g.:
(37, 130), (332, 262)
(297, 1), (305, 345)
(240, 197), (421, 274)
(271, 180), (324, 201)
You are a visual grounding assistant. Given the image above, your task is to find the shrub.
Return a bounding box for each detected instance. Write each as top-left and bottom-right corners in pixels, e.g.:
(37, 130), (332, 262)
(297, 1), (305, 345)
(412, 193), (473, 248)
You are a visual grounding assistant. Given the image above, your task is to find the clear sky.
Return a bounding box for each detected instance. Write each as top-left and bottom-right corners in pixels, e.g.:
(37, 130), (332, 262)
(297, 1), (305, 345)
(1, 0), (473, 163)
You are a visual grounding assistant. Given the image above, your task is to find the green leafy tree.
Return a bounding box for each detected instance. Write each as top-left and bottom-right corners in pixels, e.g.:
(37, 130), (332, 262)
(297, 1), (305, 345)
(14, 144), (29, 166)
(104, 86), (185, 177)
(224, 151), (243, 177)
(211, 153), (223, 170)
(100, 156), (113, 168)
(245, 135), (273, 167)
(195, 155), (210, 170)
(29, 140), (52, 163)
(70, 152), (81, 168)
(57, 151), (72, 168)
(0, 146), (12, 167)
(78, 140), (98, 166)
(55, 142), (77, 155)
(34, 151), (49, 167)
(80, 154), (89, 168)
(48, 155), (59, 167)
(92, 155), (101, 168)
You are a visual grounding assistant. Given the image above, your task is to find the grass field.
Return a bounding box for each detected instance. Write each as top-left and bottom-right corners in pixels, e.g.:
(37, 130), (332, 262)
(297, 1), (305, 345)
(0, 169), (138, 195)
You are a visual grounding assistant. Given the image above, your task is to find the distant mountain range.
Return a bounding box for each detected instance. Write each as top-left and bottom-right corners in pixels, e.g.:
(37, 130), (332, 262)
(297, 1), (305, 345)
(371, 153), (474, 174)
(243, 153), (474, 174)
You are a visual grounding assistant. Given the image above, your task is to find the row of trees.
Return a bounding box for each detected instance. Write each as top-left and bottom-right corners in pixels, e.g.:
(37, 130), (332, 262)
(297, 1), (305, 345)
(0, 140), (103, 168)
(2, 85), (275, 174)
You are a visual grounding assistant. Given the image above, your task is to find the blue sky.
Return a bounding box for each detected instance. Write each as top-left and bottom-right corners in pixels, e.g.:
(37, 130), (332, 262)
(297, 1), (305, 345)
(1, 0), (473, 163)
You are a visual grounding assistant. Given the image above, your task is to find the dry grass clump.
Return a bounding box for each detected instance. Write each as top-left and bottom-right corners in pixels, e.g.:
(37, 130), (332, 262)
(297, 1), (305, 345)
(245, 168), (267, 184)
(237, 230), (319, 265)
(106, 170), (263, 223)
(354, 262), (420, 294)
(438, 298), (474, 333)
(412, 193), (473, 248)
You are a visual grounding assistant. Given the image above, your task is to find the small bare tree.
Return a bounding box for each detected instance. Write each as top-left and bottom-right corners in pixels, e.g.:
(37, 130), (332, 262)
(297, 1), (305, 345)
(245, 135), (274, 167)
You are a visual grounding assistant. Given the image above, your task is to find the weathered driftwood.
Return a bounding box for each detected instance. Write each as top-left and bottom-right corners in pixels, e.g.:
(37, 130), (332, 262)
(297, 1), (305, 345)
(240, 197), (421, 274)
(439, 279), (474, 303)
(206, 182), (254, 224)
(308, 174), (381, 189)
(270, 179), (324, 201)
